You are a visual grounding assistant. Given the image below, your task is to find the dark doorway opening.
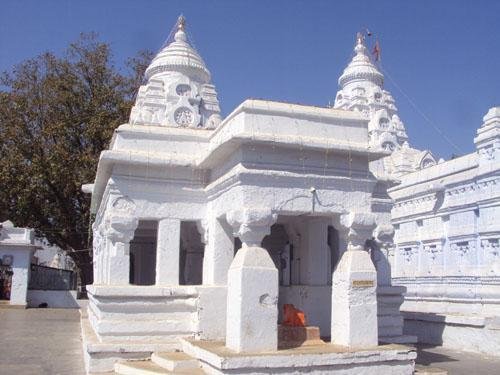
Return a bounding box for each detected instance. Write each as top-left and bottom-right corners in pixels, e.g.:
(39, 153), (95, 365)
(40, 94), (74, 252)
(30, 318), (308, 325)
(179, 221), (205, 285)
(129, 220), (158, 285)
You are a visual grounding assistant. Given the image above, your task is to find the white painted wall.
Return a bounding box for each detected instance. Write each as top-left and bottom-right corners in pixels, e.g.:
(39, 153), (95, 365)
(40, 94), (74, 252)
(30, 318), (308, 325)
(388, 108), (500, 354)
(390, 107), (500, 319)
(0, 247), (32, 305)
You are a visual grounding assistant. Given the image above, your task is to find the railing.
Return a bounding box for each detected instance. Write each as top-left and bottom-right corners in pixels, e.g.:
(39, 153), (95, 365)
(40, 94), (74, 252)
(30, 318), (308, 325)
(28, 264), (77, 290)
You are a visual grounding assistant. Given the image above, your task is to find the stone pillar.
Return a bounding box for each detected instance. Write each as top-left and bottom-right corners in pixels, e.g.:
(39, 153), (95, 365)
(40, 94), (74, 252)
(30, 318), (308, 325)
(373, 224), (395, 286)
(225, 208), (278, 353)
(202, 217), (234, 285)
(284, 221), (301, 285)
(103, 237), (111, 284)
(92, 224), (104, 285)
(301, 218), (330, 285)
(156, 218), (181, 285)
(331, 212), (378, 348)
(105, 215), (138, 285)
(9, 248), (32, 305)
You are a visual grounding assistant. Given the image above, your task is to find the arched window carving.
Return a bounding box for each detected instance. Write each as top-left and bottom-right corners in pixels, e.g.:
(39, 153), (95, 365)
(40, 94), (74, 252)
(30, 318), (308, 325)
(382, 142), (395, 152)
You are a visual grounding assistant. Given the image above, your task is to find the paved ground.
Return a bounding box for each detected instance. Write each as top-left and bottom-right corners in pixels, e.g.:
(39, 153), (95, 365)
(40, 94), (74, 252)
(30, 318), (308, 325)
(1, 307), (500, 374)
(0, 308), (85, 375)
(415, 344), (500, 375)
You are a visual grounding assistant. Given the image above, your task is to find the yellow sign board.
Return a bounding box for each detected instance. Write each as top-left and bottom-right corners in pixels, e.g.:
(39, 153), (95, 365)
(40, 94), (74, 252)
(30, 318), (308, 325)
(352, 280), (374, 287)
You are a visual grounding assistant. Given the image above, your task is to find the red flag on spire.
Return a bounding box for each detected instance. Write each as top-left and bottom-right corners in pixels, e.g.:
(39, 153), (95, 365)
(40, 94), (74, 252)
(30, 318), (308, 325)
(372, 40), (381, 62)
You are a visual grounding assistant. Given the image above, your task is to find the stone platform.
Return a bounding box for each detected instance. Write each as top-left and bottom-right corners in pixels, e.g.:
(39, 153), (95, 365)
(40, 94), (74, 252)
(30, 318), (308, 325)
(180, 338), (416, 374)
(82, 285), (227, 373)
(402, 311), (500, 356)
(81, 314), (181, 373)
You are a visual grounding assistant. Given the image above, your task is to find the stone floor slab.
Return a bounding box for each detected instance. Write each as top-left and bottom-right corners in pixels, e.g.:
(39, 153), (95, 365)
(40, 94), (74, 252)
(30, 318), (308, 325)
(0, 308), (85, 375)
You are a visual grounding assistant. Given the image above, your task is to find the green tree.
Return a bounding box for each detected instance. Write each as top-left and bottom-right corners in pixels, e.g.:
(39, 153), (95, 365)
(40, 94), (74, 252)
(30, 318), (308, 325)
(0, 33), (152, 287)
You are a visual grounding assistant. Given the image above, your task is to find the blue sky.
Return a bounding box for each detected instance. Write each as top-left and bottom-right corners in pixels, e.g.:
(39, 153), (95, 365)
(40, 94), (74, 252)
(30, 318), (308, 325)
(1, 0), (499, 159)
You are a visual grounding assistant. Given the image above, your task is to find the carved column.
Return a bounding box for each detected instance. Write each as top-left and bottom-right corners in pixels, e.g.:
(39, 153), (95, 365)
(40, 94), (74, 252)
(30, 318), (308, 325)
(104, 215), (138, 285)
(331, 212), (378, 347)
(373, 224), (395, 286)
(225, 208), (278, 353)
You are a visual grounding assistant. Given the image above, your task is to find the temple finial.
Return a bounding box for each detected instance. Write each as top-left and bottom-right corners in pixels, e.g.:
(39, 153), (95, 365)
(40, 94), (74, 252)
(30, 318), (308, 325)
(174, 15), (187, 42)
(356, 31), (365, 46)
(177, 15), (186, 31)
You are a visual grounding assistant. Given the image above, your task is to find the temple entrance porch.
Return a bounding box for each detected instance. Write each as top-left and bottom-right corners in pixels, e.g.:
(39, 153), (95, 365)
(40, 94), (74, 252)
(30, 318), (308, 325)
(260, 215), (343, 337)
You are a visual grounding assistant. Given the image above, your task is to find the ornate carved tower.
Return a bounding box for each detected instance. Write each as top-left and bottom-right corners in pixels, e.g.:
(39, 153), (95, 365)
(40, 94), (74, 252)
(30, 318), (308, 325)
(129, 16), (222, 129)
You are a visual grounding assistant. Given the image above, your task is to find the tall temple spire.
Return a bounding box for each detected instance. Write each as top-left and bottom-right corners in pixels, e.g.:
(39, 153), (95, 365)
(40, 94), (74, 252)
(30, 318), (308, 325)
(333, 32), (408, 152)
(129, 16), (222, 129)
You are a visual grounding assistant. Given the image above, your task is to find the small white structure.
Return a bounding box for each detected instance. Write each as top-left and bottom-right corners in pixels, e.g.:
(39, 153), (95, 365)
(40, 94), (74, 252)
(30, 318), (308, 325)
(81, 19), (415, 374)
(389, 107), (500, 355)
(0, 220), (39, 307)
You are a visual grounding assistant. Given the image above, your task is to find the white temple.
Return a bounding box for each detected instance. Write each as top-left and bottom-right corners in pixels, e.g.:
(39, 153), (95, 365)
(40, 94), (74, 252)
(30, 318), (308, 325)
(81, 17), (498, 374)
(0, 221), (39, 307)
(389, 107), (500, 355)
(331, 32), (500, 357)
(332, 32), (500, 356)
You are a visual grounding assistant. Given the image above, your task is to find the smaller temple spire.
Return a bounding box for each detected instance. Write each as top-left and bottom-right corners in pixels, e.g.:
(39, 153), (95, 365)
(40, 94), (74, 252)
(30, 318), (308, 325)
(333, 32), (409, 153)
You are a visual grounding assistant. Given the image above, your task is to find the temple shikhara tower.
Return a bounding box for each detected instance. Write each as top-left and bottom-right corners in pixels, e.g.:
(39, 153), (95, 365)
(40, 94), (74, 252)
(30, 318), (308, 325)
(333, 32), (436, 177)
(81, 17), (499, 374)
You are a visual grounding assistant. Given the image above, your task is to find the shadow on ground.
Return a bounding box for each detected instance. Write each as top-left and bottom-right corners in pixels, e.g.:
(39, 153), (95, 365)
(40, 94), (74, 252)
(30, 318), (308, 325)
(416, 344), (459, 366)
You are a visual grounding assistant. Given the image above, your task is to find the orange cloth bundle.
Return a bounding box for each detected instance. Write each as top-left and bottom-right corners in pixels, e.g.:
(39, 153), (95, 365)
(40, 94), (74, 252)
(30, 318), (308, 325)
(282, 303), (307, 327)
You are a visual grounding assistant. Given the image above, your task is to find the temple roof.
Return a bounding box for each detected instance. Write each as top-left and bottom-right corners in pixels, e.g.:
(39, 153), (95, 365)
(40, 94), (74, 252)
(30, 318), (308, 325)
(338, 33), (384, 89)
(144, 16), (211, 82)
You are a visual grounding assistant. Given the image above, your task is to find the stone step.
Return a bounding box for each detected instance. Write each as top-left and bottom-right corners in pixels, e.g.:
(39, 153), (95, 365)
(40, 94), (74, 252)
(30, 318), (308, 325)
(90, 298), (198, 315)
(377, 325), (403, 337)
(378, 315), (404, 326)
(114, 359), (205, 375)
(115, 360), (170, 375)
(414, 365), (448, 374)
(95, 311), (198, 322)
(152, 352), (200, 372)
(95, 318), (195, 336)
(379, 334), (418, 344)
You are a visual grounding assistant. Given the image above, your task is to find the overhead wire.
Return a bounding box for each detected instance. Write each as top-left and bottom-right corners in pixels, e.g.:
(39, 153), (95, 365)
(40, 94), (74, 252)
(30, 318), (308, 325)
(379, 64), (464, 155)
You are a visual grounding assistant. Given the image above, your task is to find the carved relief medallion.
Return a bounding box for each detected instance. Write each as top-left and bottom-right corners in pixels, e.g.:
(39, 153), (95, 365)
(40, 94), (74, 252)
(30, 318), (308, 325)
(174, 107), (194, 126)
